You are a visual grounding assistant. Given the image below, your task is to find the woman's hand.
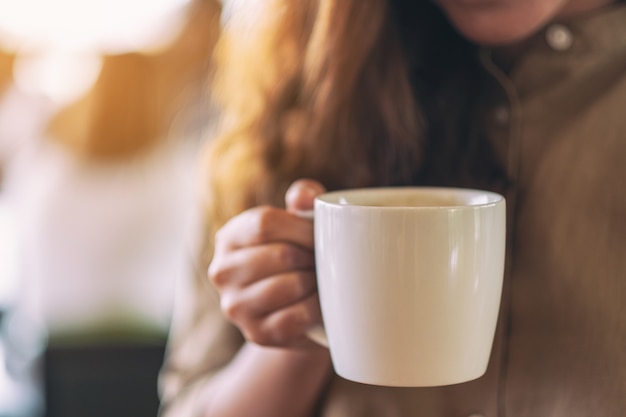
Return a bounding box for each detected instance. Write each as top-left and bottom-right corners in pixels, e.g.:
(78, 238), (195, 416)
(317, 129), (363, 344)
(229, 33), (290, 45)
(208, 179), (326, 348)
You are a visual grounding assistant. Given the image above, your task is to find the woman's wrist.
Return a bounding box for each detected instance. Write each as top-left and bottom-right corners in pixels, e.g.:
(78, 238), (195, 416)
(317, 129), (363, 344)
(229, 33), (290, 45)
(203, 342), (332, 417)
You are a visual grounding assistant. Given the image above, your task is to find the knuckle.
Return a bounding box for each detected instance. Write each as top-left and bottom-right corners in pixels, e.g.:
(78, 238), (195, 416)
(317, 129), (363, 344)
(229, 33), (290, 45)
(214, 219), (237, 250)
(285, 273), (312, 301)
(276, 307), (310, 342)
(280, 279), (301, 303)
(253, 206), (278, 241)
(275, 245), (298, 269)
(285, 307), (310, 332)
(247, 328), (275, 346)
(248, 317), (296, 347)
(220, 293), (244, 322)
(207, 259), (227, 287)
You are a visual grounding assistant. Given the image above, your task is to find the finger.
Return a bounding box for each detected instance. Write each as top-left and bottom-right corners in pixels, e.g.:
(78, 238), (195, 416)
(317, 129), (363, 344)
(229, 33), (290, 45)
(220, 271), (317, 325)
(250, 293), (322, 347)
(209, 243), (315, 288)
(216, 206), (314, 252)
(285, 179), (326, 213)
(238, 271), (317, 316)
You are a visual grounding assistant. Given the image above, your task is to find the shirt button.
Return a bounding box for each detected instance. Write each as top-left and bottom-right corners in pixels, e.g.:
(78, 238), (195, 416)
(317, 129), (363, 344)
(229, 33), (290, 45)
(545, 24), (573, 51)
(493, 105), (510, 127)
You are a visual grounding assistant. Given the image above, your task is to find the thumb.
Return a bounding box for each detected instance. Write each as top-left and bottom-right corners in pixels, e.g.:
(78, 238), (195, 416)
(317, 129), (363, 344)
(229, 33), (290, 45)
(285, 179), (326, 213)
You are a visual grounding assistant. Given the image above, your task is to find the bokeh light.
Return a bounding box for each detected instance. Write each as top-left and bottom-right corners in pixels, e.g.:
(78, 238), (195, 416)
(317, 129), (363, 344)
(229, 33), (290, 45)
(0, 0), (192, 104)
(0, 0), (191, 53)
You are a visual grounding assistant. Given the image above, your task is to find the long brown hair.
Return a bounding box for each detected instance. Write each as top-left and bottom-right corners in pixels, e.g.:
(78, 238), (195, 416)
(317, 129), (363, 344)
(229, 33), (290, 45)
(205, 0), (428, 235)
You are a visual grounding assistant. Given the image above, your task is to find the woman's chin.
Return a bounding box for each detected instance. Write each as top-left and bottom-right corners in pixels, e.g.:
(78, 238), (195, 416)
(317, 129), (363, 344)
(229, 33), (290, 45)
(436, 1), (560, 46)
(450, 19), (541, 46)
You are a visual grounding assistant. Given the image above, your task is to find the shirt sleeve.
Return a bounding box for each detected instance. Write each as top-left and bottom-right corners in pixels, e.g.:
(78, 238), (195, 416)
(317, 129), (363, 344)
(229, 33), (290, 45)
(158, 253), (244, 417)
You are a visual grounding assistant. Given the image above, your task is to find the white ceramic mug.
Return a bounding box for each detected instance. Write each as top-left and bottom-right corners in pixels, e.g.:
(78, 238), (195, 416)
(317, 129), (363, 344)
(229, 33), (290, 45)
(304, 187), (506, 387)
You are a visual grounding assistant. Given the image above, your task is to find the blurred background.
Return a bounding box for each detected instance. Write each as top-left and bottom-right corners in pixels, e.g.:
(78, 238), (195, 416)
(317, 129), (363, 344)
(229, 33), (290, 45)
(0, 0), (221, 415)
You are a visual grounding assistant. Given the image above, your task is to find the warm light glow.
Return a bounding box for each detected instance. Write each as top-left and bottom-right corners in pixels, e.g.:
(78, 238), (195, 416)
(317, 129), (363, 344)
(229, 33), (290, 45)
(13, 51), (102, 105)
(0, 0), (193, 104)
(0, 0), (191, 53)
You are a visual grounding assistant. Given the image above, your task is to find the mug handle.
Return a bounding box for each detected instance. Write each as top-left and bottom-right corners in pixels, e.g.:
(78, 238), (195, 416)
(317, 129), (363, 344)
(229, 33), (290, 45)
(306, 324), (329, 348)
(294, 209), (329, 348)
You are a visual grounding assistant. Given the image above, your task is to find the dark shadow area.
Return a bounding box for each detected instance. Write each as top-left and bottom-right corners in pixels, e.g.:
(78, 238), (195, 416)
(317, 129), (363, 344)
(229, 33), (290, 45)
(44, 343), (165, 417)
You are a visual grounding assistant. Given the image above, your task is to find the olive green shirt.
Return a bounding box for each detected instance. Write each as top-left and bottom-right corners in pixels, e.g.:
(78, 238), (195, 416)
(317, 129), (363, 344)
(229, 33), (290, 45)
(159, 5), (626, 416)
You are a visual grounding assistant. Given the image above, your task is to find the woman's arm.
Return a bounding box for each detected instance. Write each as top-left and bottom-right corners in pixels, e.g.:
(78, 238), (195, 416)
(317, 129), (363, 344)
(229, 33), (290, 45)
(160, 180), (332, 417)
(203, 343), (331, 417)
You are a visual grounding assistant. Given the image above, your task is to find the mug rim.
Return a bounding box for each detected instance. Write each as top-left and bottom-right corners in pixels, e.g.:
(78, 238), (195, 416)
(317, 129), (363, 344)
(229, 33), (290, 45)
(315, 186), (505, 210)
